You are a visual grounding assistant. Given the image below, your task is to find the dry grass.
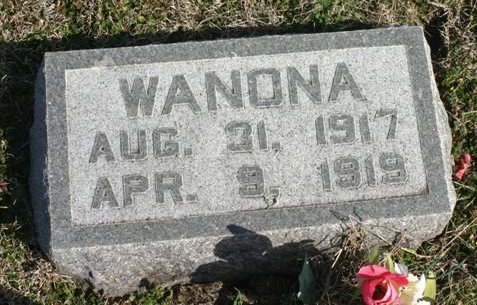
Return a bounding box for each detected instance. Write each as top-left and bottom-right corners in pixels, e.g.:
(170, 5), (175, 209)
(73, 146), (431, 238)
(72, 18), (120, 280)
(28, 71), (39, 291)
(1, 0), (476, 304)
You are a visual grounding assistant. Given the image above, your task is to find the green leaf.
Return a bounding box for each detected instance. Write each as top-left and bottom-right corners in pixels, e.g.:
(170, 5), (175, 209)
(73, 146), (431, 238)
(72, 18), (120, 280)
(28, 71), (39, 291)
(367, 245), (380, 265)
(423, 271), (437, 300)
(384, 254), (395, 272)
(297, 257), (317, 305)
(232, 288), (246, 305)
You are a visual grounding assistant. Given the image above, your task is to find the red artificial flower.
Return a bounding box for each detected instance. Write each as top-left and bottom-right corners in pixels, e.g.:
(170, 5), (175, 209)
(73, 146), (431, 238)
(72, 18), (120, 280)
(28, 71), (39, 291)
(455, 153), (472, 181)
(357, 265), (409, 305)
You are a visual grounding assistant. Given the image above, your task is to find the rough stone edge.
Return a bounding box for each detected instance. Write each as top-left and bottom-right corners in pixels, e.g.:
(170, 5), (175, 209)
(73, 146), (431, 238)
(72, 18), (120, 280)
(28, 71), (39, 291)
(421, 32), (456, 212)
(50, 212), (451, 296)
(30, 61), (52, 256)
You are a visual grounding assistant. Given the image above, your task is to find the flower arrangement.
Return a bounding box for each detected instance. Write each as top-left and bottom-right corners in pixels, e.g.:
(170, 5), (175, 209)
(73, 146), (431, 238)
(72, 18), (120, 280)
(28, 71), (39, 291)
(356, 246), (436, 305)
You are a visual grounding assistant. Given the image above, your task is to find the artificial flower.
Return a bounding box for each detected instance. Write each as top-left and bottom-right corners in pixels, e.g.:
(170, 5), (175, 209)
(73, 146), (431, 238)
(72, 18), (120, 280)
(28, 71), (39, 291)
(400, 273), (430, 305)
(357, 265), (409, 305)
(455, 153), (472, 181)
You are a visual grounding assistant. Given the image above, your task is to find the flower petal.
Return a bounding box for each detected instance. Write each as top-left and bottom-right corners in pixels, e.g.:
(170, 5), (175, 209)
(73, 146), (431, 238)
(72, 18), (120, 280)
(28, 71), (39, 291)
(361, 278), (383, 304)
(388, 273), (409, 287)
(380, 281), (398, 304)
(357, 265), (391, 280)
(394, 262), (408, 276)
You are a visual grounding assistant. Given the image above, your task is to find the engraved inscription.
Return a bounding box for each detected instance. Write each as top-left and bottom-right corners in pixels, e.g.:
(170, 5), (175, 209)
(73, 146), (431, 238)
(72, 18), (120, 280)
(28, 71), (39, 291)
(257, 121), (268, 150)
(226, 121), (253, 152)
(238, 165), (265, 197)
(319, 153), (408, 191)
(120, 130), (147, 160)
(90, 129), (185, 161)
(154, 172), (197, 205)
(184, 147), (193, 156)
(66, 46), (427, 225)
(90, 171), (197, 210)
(380, 152), (407, 184)
(334, 157), (361, 188)
(287, 65), (322, 105)
(316, 110), (399, 145)
(89, 132), (116, 163)
(162, 75), (202, 115)
(329, 114), (355, 144)
(226, 121), (275, 152)
(315, 116), (326, 145)
(320, 161), (332, 191)
(375, 108), (398, 140)
(115, 63), (366, 117)
(206, 71), (243, 111)
(359, 114), (372, 143)
(119, 77), (158, 118)
(365, 156), (377, 186)
(123, 175), (148, 206)
(153, 128), (179, 158)
(155, 172), (184, 204)
(248, 68), (283, 108)
(271, 142), (282, 152)
(329, 63), (365, 102)
(91, 177), (119, 209)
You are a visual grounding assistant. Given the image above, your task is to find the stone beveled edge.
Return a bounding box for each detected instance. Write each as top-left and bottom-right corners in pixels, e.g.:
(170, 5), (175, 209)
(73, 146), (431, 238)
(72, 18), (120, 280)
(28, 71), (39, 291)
(30, 26), (454, 251)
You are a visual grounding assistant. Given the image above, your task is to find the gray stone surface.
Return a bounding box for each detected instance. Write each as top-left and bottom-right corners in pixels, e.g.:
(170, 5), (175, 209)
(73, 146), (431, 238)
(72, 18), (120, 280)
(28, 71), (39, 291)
(31, 26), (455, 296)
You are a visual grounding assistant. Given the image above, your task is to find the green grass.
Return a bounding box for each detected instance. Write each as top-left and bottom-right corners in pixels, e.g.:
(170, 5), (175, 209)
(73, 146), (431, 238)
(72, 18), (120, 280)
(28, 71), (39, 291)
(1, 0), (476, 304)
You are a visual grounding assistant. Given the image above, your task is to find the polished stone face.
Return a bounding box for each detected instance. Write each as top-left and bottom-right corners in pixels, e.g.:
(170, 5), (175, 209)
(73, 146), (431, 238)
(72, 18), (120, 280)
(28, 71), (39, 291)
(31, 27), (455, 296)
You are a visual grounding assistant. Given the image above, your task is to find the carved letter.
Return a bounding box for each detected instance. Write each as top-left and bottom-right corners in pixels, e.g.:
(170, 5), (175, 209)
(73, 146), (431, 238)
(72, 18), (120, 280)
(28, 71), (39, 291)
(123, 175), (149, 206)
(91, 177), (119, 209)
(119, 77), (158, 118)
(120, 130), (147, 160)
(162, 75), (201, 115)
(155, 172), (184, 204)
(248, 68), (283, 108)
(287, 65), (322, 105)
(153, 128), (179, 158)
(206, 70), (243, 111)
(329, 63), (365, 102)
(89, 132), (115, 163)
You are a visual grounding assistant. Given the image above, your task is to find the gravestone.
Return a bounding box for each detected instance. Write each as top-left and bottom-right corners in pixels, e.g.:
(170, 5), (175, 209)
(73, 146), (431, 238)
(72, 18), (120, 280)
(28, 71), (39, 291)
(31, 26), (455, 296)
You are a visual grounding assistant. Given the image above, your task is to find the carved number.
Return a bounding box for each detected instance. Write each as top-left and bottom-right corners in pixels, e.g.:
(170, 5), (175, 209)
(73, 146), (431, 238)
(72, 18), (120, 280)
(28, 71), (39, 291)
(237, 165), (265, 197)
(375, 109), (398, 140)
(334, 157), (361, 188)
(316, 109), (398, 144)
(316, 115), (355, 144)
(319, 153), (407, 190)
(329, 115), (355, 144)
(380, 152), (407, 184)
(226, 120), (269, 152)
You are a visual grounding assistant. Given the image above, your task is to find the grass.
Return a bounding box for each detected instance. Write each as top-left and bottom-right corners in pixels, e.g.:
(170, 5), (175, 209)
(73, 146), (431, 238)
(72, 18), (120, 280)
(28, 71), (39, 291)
(1, 0), (477, 304)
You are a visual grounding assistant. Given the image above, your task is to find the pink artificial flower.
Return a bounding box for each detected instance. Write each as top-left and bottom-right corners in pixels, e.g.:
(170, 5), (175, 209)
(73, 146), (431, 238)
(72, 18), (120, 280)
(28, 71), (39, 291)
(455, 153), (472, 181)
(357, 265), (409, 305)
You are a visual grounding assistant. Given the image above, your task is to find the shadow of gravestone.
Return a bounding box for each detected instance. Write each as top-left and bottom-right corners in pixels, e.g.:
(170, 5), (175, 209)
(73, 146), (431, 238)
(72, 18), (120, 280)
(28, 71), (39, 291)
(190, 225), (321, 304)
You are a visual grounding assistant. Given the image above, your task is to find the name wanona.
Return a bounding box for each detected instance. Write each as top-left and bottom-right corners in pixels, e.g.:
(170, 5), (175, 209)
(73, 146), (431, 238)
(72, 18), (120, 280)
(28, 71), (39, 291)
(119, 62), (366, 118)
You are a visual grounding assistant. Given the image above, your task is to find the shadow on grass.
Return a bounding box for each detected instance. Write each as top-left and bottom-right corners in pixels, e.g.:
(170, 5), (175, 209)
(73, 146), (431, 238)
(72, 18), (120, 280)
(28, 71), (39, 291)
(190, 224), (316, 305)
(189, 225), (362, 305)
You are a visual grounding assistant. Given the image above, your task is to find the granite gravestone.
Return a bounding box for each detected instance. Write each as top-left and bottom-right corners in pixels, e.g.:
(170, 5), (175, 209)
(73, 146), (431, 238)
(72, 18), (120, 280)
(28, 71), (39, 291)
(31, 26), (455, 296)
